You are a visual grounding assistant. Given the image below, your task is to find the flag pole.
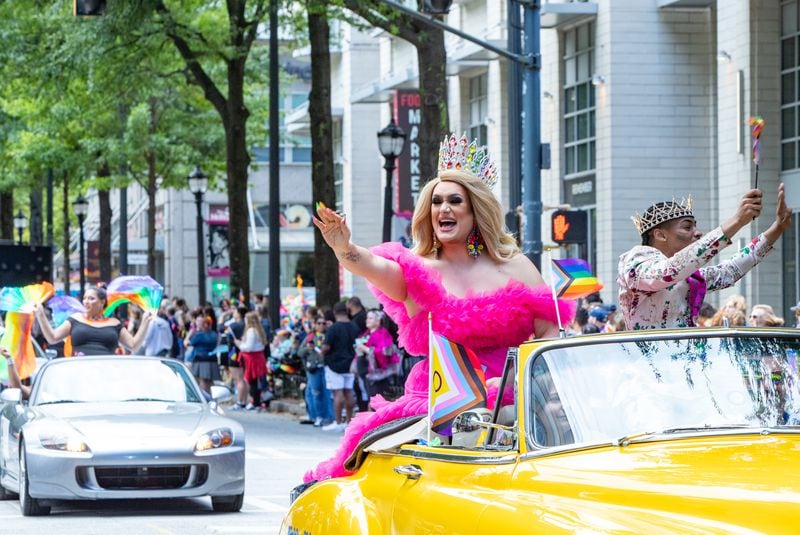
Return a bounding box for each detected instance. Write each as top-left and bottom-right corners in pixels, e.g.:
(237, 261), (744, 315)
(427, 311), (433, 444)
(547, 251), (565, 337)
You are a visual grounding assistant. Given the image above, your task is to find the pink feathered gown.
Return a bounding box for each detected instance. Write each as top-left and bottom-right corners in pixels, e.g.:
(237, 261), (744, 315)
(304, 243), (575, 482)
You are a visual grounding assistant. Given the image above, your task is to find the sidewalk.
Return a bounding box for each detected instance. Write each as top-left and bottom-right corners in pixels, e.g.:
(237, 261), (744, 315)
(267, 396), (307, 417)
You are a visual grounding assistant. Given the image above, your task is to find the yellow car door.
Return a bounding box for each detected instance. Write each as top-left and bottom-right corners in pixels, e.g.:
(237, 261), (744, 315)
(389, 444), (517, 534)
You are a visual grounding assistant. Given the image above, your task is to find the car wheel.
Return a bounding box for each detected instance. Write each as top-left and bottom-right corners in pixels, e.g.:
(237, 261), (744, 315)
(19, 441), (50, 516)
(211, 492), (244, 513)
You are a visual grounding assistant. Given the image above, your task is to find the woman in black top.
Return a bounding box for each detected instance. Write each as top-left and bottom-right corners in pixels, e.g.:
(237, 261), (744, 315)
(34, 286), (153, 356)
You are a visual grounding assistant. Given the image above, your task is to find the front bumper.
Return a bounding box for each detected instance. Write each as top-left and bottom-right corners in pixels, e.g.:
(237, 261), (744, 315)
(25, 444), (245, 501)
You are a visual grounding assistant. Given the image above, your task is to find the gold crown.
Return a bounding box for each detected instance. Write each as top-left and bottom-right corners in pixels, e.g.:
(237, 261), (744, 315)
(632, 197), (693, 236)
(437, 133), (498, 189)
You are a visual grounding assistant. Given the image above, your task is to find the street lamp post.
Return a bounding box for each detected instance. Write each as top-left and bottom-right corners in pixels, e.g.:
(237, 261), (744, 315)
(188, 165), (209, 307)
(377, 118), (407, 243)
(72, 195), (89, 298)
(13, 211), (27, 245)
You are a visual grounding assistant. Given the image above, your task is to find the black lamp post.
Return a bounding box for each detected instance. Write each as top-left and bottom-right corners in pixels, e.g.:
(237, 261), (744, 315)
(377, 118), (407, 243)
(72, 195), (89, 298)
(188, 165), (209, 307)
(13, 210), (27, 245)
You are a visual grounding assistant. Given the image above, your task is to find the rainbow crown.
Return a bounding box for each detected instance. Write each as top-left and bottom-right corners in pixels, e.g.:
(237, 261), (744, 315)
(632, 197), (693, 236)
(437, 133), (498, 189)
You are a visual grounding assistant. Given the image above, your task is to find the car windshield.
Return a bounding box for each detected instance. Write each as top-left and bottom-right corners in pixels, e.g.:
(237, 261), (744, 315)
(530, 334), (800, 448)
(34, 359), (203, 405)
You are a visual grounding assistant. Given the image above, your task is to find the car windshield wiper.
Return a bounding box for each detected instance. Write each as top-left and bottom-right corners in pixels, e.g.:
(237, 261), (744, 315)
(37, 400), (85, 406)
(614, 423), (754, 447)
(122, 397), (174, 402)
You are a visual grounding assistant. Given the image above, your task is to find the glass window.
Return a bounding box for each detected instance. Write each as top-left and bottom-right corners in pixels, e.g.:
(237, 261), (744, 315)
(562, 21), (596, 205)
(782, 0), (800, 171)
(530, 335), (800, 449)
(468, 74), (488, 146)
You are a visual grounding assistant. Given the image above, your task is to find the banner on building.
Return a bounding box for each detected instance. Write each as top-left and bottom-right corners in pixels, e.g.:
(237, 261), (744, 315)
(207, 204), (230, 277)
(86, 240), (101, 283)
(394, 89), (422, 214)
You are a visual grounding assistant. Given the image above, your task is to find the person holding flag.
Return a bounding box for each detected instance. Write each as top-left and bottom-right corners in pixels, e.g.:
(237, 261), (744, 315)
(306, 134), (574, 482)
(618, 186), (791, 330)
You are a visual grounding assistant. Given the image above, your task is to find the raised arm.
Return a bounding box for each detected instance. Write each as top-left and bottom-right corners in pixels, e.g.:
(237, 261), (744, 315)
(33, 304), (72, 344)
(119, 311), (154, 352)
(314, 203), (407, 302)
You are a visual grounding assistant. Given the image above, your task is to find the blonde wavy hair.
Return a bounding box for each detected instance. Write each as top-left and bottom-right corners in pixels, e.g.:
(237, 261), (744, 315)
(411, 170), (519, 261)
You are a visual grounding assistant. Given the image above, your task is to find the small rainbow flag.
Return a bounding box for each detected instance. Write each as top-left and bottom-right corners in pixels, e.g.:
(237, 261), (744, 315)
(551, 258), (603, 299)
(429, 330), (487, 436)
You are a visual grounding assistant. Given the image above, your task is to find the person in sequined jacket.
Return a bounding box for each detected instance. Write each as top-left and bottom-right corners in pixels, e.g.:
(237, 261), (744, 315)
(618, 185), (791, 330)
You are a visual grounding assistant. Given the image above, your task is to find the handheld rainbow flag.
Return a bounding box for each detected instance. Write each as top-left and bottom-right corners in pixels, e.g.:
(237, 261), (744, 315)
(748, 116), (765, 189)
(428, 327), (487, 436)
(551, 258), (603, 300)
(47, 295), (86, 327)
(0, 312), (37, 380)
(104, 276), (164, 316)
(0, 282), (55, 313)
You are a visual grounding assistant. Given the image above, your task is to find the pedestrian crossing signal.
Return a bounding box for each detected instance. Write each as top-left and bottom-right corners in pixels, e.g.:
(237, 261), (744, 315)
(551, 210), (588, 244)
(74, 0), (106, 16)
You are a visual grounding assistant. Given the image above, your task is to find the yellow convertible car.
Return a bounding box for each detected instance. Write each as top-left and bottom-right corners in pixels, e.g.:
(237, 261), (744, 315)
(282, 328), (800, 534)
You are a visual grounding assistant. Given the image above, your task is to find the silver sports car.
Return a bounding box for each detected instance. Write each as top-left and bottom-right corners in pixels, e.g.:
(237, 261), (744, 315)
(0, 356), (245, 516)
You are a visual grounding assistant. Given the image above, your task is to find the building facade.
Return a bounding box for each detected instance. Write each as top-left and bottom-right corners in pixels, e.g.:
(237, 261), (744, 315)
(334, 0), (795, 318)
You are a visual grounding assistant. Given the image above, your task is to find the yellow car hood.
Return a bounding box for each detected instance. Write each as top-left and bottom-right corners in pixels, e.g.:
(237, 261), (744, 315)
(505, 434), (800, 533)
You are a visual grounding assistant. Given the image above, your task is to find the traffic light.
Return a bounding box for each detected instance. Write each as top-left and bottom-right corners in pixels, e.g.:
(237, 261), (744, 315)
(551, 210), (588, 244)
(74, 0), (106, 16)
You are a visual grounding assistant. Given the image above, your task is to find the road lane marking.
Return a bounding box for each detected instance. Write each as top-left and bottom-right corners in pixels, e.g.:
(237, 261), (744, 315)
(208, 525), (281, 533)
(243, 495), (288, 513)
(146, 524), (177, 535)
(248, 446), (294, 459)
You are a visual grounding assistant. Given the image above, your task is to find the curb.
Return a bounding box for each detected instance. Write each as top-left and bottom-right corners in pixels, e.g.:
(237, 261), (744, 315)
(269, 398), (307, 417)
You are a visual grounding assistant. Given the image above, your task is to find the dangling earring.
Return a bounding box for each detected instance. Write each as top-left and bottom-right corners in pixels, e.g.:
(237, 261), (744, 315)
(467, 227), (483, 258)
(432, 231), (441, 258)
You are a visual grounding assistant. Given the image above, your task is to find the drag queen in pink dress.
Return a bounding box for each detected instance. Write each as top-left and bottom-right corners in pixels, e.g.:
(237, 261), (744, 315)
(307, 135), (575, 482)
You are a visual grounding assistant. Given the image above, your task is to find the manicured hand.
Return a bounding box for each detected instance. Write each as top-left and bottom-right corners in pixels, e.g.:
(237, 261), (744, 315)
(313, 201), (351, 254)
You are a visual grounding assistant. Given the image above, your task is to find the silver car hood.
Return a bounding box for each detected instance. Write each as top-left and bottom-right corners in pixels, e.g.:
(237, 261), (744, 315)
(30, 402), (208, 439)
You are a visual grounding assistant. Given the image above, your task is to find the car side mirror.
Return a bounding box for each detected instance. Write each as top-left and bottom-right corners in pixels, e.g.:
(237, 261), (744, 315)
(451, 408), (516, 448)
(1, 388), (22, 404)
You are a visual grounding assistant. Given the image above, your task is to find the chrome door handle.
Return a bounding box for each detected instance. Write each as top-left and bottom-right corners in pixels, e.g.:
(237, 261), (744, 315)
(393, 464), (423, 480)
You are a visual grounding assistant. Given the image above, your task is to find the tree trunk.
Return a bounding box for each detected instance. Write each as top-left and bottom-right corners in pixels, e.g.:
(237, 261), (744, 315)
(157, 0), (258, 307)
(307, 4), (339, 308)
(0, 192), (12, 240)
(146, 98), (158, 278)
(343, 1), (449, 186)
(416, 27), (449, 185)
(225, 59), (251, 307)
(29, 176), (44, 245)
(62, 174), (70, 295)
(98, 186), (112, 282)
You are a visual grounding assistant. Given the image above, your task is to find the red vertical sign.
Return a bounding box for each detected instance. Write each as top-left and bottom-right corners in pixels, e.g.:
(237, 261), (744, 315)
(393, 89), (422, 213)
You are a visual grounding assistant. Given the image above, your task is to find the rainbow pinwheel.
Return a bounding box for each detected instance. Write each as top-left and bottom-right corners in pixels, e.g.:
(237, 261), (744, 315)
(104, 276), (164, 316)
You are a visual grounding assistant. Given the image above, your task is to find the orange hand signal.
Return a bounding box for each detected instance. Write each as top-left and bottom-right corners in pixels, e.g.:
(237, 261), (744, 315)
(553, 214), (570, 242)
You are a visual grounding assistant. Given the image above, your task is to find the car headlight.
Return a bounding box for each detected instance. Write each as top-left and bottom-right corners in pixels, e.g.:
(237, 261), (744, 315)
(195, 428), (234, 451)
(40, 434), (90, 453)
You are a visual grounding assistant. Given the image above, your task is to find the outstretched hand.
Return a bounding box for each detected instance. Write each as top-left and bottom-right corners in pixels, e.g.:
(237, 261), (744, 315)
(312, 201), (351, 254)
(763, 183), (792, 245)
